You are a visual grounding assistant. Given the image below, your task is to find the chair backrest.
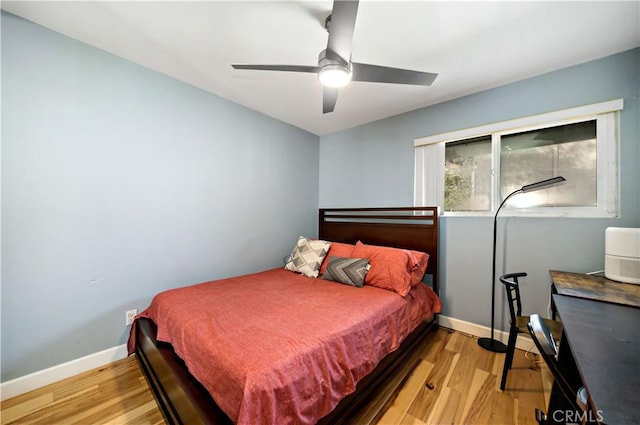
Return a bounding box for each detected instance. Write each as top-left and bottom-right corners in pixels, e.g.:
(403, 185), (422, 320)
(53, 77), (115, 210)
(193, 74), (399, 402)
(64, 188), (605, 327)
(500, 272), (526, 325)
(528, 314), (581, 413)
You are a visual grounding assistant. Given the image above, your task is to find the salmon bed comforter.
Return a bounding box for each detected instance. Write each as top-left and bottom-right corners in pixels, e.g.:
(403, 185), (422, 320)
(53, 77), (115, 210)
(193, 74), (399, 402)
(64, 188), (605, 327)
(128, 267), (441, 424)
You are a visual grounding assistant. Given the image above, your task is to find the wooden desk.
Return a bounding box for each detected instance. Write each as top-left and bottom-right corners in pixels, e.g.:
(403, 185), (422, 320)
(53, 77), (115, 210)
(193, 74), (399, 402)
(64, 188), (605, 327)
(550, 270), (640, 307)
(551, 295), (640, 425)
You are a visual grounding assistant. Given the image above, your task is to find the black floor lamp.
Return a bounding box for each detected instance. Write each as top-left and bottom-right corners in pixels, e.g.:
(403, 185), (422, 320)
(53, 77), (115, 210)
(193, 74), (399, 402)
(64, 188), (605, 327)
(478, 176), (566, 353)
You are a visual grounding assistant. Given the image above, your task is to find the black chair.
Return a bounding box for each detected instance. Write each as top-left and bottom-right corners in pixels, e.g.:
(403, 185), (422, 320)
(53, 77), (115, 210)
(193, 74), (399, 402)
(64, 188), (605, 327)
(528, 314), (588, 425)
(499, 272), (563, 391)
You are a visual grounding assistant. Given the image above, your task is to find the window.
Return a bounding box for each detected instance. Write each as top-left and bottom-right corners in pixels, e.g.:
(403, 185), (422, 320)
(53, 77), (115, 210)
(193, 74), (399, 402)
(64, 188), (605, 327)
(499, 120), (596, 209)
(414, 100), (622, 217)
(445, 136), (491, 211)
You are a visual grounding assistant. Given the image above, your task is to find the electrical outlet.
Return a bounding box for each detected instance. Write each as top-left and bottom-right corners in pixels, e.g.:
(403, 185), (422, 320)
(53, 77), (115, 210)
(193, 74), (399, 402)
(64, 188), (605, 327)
(126, 309), (137, 326)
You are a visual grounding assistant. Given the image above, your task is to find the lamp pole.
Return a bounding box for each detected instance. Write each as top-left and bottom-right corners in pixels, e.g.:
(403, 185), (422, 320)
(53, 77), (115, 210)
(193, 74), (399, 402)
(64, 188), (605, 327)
(478, 176), (566, 353)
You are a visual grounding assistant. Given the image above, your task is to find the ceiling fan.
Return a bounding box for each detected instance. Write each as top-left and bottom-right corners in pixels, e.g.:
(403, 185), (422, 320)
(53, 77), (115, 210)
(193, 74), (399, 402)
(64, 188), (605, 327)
(231, 0), (438, 114)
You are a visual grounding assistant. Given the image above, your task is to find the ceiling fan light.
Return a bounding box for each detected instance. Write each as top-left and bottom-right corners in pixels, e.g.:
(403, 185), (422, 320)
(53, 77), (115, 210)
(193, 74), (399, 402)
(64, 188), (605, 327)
(319, 65), (352, 88)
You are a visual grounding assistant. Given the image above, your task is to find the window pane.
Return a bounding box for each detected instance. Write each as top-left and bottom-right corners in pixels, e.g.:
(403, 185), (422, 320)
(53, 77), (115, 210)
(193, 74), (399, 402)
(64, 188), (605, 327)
(445, 136), (492, 211)
(500, 120), (596, 208)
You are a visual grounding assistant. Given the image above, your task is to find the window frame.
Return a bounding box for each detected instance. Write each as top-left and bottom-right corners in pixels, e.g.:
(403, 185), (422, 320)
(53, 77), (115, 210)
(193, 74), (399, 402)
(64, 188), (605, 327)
(414, 99), (622, 218)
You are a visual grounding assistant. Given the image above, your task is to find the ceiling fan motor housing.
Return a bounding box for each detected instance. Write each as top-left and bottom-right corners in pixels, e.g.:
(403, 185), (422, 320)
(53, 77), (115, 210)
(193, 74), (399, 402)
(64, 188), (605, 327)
(318, 49), (350, 69)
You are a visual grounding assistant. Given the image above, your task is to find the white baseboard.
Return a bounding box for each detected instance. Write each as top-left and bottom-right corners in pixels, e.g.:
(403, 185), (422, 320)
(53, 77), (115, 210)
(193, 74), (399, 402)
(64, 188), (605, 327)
(0, 344), (128, 401)
(438, 314), (539, 354)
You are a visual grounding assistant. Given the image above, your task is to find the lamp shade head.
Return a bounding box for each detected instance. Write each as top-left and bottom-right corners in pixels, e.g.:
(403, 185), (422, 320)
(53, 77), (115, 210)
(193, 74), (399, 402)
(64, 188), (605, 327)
(520, 176), (566, 193)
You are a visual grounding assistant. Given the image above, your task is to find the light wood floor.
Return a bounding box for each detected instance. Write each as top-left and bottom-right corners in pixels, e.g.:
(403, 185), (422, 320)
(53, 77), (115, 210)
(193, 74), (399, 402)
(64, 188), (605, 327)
(370, 328), (552, 425)
(1, 328), (551, 424)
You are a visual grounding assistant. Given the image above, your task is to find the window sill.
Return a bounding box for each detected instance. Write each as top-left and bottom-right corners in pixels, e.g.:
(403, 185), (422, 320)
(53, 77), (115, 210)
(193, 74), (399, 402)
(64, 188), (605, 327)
(442, 208), (617, 219)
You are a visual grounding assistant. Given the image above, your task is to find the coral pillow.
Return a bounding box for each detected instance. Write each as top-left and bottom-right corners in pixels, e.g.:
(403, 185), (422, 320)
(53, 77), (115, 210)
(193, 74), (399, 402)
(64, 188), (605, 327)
(407, 249), (429, 287)
(319, 242), (356, 275)
(351, 241), (429, 297)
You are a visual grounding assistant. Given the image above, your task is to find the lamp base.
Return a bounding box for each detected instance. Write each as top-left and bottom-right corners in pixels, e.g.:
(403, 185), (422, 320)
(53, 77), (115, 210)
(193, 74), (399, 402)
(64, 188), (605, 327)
(478, 337), (508, 353)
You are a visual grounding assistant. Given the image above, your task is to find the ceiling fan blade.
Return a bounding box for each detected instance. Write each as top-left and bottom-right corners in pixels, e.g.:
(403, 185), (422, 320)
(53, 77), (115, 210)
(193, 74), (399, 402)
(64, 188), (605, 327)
(323, 86), (339, 114)
(326, 0), (359, 62)
(232, 64), (320, 74)
(351, 63), (438, 86)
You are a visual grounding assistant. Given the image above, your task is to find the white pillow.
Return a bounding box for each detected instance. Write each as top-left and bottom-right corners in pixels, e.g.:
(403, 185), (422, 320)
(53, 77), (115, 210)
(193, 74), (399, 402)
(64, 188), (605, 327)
(284, 236), (331, 278)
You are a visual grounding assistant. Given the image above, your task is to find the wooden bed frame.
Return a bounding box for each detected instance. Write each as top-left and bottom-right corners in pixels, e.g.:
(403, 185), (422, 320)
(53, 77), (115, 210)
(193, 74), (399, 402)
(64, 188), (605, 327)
(135, 207), (439, 425)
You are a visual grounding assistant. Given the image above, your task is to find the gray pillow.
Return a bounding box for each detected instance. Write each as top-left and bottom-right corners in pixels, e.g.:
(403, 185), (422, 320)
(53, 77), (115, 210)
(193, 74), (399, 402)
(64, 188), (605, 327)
(321, 256), (370, 287)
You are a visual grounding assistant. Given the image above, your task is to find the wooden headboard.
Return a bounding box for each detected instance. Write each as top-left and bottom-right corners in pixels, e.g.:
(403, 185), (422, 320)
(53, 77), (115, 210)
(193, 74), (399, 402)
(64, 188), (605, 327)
(319, 207), (439, 294)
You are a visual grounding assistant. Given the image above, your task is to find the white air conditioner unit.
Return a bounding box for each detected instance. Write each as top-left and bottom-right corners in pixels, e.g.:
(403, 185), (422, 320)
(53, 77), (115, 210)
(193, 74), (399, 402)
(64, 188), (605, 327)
(605, 227), (640, 284)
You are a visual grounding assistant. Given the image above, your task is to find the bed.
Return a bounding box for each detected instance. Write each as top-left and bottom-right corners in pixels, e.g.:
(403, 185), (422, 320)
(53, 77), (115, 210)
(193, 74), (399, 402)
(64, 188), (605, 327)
(131, 207), (440, 425)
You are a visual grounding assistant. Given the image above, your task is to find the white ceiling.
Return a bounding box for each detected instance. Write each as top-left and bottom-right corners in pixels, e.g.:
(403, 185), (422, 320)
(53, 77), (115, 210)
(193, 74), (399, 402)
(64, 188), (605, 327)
(3, 1), (639, 136)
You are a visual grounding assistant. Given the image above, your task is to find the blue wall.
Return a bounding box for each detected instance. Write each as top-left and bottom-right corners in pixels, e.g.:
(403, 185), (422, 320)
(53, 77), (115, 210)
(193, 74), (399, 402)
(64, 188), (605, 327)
(1, 12), (319, 381)
(320, 48), (640, 332)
